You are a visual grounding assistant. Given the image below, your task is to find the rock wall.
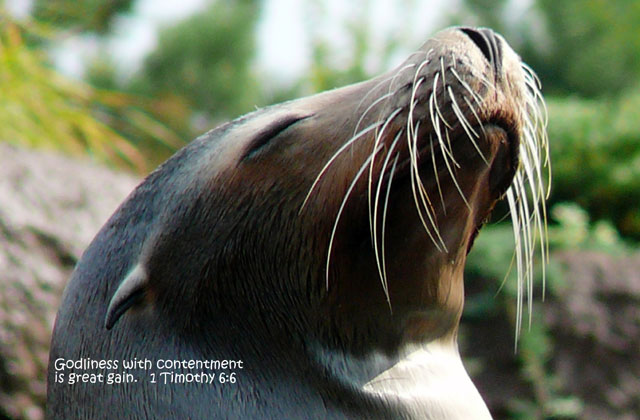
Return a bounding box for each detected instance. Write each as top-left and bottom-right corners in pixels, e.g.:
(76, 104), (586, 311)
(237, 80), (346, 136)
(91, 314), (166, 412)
(548, 251), (640, 419)
(0, 144), (138, 420)
(467, 251), (640, 419)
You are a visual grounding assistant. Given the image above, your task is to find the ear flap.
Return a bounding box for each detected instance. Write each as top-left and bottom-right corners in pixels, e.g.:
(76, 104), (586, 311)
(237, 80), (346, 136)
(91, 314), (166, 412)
(104, 264), (148, 330)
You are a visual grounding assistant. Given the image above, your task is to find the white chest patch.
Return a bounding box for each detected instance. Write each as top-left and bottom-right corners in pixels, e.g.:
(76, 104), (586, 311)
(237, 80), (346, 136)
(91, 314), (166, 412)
(363, 341), (493, 419)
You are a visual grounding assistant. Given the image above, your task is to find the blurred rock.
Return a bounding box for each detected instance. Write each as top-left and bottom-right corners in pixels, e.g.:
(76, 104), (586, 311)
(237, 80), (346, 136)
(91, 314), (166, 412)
(0, 144), (138, 420)
(467, 250), (640, 420)
(549, 251), (640, 420)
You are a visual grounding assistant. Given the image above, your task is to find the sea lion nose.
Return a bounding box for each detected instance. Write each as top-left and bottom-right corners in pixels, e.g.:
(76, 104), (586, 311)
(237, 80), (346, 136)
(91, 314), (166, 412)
(459, 27), (503, 77)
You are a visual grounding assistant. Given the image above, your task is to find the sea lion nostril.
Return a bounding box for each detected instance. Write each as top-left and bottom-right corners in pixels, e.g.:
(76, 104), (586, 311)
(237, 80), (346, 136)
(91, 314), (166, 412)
(460, 28), (493, 63)
(459, 27), (503, 77)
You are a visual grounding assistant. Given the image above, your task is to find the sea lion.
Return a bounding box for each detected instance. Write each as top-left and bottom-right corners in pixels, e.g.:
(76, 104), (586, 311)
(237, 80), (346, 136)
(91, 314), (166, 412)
(46, 27), (548, 419)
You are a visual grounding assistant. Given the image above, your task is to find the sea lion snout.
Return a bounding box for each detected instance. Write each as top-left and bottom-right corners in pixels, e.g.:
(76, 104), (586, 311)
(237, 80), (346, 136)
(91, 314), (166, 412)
(299, 26), (548, 350)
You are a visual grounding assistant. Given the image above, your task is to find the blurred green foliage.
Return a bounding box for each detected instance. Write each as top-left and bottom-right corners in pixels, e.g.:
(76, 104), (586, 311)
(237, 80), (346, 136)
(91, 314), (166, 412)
(31, 0), (133, 34)
(305, 0), (381, 92)
(128, 0), (262, 133)
(547, 91), (640, 238)
(449, 0), (511, 35)
(0, 16), (180, 172)
(531, 0), (640, 97)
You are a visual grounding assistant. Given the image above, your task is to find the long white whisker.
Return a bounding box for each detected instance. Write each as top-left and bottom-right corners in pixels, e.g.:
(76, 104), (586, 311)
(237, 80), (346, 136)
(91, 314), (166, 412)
(450, 67), (484, 105)
(368, 108), (403, 244)
(355, 62), (417, 118)
(300, 121), (384, 212)
(443, 130), (471, 209)
(448, 86), (488, 165)
(325, 143), (385, 290)
(354, 92), (396, 137)
(462, 95), (488, 139)
(430, 135), (447, 213)
(408, 118), (448, 251)
(405, 114), (444, 250)
(506, 188), (524, 347)
(432, 71), (454, 130)
(372, 131), (403, 307)
(380, 155), (400, 310)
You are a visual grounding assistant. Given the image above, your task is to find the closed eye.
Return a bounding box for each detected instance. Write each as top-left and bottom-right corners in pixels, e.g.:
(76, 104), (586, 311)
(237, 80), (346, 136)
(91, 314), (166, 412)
(242, 114), (310, 160)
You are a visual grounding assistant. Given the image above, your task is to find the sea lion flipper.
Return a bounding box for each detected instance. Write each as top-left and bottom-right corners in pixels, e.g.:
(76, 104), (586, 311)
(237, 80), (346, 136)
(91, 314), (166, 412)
(105, 264), (148, 330)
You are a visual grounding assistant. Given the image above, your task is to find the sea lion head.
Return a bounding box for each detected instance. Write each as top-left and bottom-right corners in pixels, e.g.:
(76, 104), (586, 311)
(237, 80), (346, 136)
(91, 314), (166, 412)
(103, 27), (548, 360)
